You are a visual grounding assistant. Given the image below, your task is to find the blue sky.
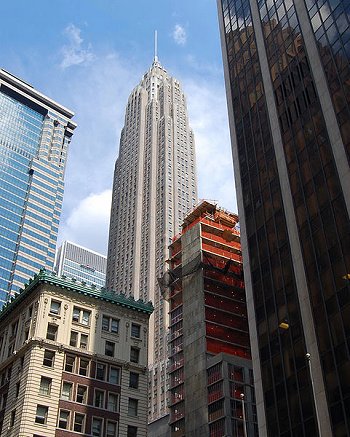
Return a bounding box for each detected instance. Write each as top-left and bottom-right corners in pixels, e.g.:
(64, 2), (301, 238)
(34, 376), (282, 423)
(1, 0), (236, 254)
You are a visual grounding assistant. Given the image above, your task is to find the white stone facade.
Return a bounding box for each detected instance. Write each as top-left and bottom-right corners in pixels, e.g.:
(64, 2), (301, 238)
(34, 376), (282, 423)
(106, 58), (198, 421)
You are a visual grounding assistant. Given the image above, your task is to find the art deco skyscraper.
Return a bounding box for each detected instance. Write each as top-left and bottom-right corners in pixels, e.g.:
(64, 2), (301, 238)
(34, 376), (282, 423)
(106, 55), (198, 421)
(0, 69), (76, 307)
(218, 1), (350, 436)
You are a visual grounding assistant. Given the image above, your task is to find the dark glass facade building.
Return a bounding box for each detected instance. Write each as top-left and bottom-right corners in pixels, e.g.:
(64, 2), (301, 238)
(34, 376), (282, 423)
(217, 0), (350, 436)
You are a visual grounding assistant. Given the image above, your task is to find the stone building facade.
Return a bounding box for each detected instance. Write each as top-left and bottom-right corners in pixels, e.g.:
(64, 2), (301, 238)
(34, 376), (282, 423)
(0, 269), (153, 437)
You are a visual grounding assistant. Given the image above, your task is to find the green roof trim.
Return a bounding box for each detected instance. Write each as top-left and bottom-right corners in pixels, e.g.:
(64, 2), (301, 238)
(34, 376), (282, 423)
(0, 269), (153, 322)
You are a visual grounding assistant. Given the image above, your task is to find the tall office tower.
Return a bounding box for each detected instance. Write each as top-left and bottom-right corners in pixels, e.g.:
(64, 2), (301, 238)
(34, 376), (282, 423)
(0, 69), (76, 307)
(217, 1), (350, 436)
(55, 241), (107, 288)
(164, 201), (257, 437)
(106, 55), (198, 421)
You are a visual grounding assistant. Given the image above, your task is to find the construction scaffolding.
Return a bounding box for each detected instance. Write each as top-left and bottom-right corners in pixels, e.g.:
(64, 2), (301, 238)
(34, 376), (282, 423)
(163, 201), (255, 437)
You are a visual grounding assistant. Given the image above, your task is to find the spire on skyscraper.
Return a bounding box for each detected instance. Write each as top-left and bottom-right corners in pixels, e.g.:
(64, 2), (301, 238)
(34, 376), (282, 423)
(154, 30), (158, 63)
(152, 30), (162, 69)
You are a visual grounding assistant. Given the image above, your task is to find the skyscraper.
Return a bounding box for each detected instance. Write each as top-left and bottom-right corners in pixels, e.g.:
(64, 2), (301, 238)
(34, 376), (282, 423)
(106, 55), (198, 421)
(55, 241), (107, 288)
(0, 69), (76, 307)
(217, 0), (350, 436)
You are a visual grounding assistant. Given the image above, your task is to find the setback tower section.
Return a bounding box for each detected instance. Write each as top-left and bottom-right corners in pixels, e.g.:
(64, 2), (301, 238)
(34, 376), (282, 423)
(106, 56), (198, 421)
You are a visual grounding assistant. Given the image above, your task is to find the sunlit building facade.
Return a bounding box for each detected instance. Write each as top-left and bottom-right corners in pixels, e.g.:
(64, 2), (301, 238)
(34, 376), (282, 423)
(0, 69), (76, 307)
(106, 56), (197, 421)
(218, 0), (350, 436)
(0, 269), (153, 437)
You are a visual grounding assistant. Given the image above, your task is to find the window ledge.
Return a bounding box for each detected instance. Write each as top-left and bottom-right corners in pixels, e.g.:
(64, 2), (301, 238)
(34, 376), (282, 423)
(102, 332), (120, 338)
(72, 322), (90, 328)
(48, 313), (61, 319)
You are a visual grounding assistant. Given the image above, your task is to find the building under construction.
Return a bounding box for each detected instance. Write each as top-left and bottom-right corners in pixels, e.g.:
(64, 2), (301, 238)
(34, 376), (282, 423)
(162, 201), (257, 437)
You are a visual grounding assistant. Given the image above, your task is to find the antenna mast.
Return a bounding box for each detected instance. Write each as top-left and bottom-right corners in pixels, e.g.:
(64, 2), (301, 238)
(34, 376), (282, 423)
(154, 30), (158, 63)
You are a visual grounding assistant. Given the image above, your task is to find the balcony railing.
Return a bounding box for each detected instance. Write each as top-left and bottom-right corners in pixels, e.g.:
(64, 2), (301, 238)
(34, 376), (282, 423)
(168, 358), (184, 373)
(170, 378), (184, 389)
(208, 408), (225, 423)
(201, 230), (241, 252)
(208, 389), (224, 404)
(170, 393), (184, 405)
(170, 329), (183, 341)
(170, 410), (185, 423)
(201, 217), (240, 235)
(202, 243), (242, 263)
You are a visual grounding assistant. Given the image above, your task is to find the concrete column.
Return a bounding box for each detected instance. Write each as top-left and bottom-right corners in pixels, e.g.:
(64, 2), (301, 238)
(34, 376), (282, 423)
(182, 225), (209, 437)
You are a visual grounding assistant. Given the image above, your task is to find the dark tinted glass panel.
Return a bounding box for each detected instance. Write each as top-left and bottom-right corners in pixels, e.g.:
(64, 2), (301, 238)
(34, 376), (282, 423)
(306, 0), (350, 164)
(260, 0), (350, 434)
(220, 0), (315, 434)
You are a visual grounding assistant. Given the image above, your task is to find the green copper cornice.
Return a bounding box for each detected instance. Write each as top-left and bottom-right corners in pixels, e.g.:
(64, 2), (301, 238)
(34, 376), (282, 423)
(0, 269), (153, 322)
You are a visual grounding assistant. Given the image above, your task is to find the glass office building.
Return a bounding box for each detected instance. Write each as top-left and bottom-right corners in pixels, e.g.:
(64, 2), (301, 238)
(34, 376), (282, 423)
(55, 241), (107, 287)
(0, 69), (76, 307)
(217, 0), (350, 436)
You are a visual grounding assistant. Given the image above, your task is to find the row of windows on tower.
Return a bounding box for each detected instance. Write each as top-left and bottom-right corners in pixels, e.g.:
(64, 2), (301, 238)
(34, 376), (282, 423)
(50, 299), (134, 327)
(12, 403), (132, 436)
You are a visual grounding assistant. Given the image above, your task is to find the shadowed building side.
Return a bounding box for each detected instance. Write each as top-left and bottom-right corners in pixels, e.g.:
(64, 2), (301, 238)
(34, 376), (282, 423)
(217, 0), (350, 435)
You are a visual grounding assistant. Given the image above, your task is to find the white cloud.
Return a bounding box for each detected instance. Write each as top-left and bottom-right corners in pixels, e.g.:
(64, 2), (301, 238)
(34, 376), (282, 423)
(173, 24), (187, 46)
(183, 77), (237, 213)
(54, 47), (142, 255)
(60, 24), (95, 69)
(185, 54), (222, 76)
(58, 190), (112, 254)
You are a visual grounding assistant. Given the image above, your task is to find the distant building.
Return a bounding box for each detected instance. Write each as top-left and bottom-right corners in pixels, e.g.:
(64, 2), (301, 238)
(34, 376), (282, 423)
(217, 0), (350, 435)
(0, 69), (76, 307)
(55, 241), (107, 288)
(106, 54), (198, 421)
(0, 269), (153, 437)
(163, 201), (257, 436)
